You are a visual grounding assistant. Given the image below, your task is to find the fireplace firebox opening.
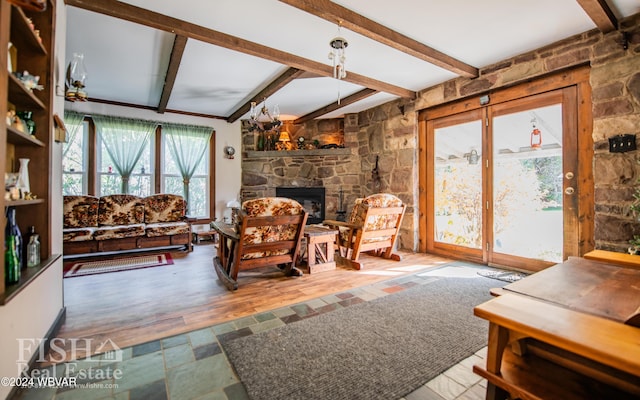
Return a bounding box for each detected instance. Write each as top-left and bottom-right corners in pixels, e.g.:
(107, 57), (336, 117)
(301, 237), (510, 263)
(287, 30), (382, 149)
(276, 187), (325, 225)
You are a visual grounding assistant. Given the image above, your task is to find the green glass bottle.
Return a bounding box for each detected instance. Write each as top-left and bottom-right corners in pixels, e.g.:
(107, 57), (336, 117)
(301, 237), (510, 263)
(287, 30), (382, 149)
(5, 207), (21, 284)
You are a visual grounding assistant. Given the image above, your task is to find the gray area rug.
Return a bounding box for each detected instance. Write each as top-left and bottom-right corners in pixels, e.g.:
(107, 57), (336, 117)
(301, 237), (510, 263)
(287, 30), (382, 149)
(222, 275), (503, 400)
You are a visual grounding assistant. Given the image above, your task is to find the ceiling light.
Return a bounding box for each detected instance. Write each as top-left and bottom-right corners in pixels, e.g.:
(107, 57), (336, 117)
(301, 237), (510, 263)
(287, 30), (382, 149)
(248, 98), (281, 133)
(329, 23), (348, 104)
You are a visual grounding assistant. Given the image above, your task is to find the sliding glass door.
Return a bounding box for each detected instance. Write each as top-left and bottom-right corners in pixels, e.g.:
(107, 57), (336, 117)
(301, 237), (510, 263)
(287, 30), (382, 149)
(425, 88), (578, 271)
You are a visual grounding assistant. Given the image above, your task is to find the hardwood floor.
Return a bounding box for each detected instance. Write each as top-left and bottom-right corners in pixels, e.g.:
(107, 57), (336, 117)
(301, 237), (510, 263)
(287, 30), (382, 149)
(55, 244), (452, 361)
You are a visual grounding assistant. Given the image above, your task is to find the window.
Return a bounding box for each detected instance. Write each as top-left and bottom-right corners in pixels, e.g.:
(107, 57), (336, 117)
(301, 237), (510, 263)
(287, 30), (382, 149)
(97, 131), (153, 197)
(61, 114), (215, 220)
(62, 113), (88, 195)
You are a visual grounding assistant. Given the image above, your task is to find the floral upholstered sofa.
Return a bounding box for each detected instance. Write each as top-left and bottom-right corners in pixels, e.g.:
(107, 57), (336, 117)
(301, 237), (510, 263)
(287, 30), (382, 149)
(63, 194), (192, 255)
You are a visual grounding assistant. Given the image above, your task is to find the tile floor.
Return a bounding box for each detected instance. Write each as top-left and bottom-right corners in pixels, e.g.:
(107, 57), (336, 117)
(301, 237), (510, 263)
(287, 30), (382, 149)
(14, 262), (495, 400)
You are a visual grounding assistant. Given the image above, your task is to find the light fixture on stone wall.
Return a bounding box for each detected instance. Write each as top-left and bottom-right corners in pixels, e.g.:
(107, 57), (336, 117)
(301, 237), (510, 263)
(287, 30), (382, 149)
(248, 98), (281, 133)
(329, 22), (348, 104)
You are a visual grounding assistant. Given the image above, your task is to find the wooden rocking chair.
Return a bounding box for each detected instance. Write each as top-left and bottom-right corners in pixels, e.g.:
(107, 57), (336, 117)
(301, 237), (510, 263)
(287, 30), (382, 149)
(212, 197), (308, 290)
(324, 193), (406, 270)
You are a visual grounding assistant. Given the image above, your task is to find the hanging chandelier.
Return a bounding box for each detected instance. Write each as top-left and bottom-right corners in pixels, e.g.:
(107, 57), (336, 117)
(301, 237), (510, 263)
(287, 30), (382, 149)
(248, 98), (281, 133)
(328, 29), (348, 80)
(328, 24), (348, 104)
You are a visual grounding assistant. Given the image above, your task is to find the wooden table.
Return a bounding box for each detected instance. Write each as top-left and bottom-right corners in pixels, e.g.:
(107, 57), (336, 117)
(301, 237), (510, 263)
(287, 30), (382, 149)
(473, 256), (640, 400)
(300, 225), (338, 273)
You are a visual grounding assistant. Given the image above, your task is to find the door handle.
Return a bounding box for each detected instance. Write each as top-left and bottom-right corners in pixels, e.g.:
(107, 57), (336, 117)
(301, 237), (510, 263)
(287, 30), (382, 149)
(565, 187), (575, 195)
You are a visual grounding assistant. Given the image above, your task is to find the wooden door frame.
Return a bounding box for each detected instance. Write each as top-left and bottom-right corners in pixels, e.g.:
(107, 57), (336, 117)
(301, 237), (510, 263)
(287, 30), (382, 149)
(418, 66), (593, 269)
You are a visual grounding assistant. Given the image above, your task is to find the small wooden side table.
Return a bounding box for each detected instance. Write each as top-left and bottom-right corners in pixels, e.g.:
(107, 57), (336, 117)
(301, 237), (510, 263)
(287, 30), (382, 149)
(302, 225), (338, 273)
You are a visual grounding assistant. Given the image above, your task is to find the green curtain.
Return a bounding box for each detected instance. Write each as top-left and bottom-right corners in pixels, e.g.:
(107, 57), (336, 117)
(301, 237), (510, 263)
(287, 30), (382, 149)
(93, 115), (157, 193)
(62, 111), (85, 159)
(163, 123), (213, 214)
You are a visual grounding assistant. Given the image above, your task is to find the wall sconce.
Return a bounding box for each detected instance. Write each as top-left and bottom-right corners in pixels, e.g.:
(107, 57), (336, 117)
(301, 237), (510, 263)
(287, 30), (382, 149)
(223, 146), (235, 159)
(465, 149), (480, 165)
(530, 117), (542, 149)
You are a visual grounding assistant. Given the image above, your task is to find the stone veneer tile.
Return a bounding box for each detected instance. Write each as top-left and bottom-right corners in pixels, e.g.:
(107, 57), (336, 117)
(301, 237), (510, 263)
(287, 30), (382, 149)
(163, 344), (194, 370)
(129, 378), (167, 400)
(456, 383), (486, 400)
(166, 355), (237, 400)
(54, 381), (114, 400)
(211, 322), (236, 336)
(405, 384), (447, 400)
(291, 303), (318, 317)
(232, 316), (258, 330)
(271, 307), (297, 318)
(315, 303), (343, 314)
(280, 313), (303, 324)
(250, 317), (286, 334)
(193, 342), (222, 360)
(335, 292), (354, 300)
(319, 294), (344, 304)
(223, 382), (250, 400)
(216, 327), (253, 343)
(161, 334), (189, 349)
(113, 351), (165, 393)
(254, 311), (277, 323)
(426, 374), (467, 400)
(443, 362), (482, 388)
(131, 340), (161, 358)
(337, 297), (365, 307)
(188, 328), (216, 348)
(304, 297), (328, 310)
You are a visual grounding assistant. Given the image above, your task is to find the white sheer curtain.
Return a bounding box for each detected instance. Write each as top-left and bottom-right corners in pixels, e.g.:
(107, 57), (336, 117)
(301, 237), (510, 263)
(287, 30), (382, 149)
(163, 123), (213, 214)
(93, 115), (157, 193)
(62, 111), (85, 159)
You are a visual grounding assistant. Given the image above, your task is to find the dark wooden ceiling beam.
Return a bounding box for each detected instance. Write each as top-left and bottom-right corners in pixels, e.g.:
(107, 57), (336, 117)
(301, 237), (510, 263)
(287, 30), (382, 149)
(227, 67), (306, 123)
(576, 0), (618, 32)
(294, 88), (377, 124)
(279, 0), (478, 78)
(87, 97), (226, 119)
(158, 35), (188, 114)
(65, 0), (416, 99)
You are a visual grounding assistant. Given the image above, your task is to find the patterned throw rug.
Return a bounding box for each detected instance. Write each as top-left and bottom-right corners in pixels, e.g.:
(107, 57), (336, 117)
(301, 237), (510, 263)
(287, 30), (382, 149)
(63, 253), (173, 278)
(477, 269), (528, 283)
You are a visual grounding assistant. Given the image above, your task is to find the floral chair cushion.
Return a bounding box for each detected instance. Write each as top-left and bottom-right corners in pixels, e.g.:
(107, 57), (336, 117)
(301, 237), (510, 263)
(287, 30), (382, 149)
(63, 195), (99, 228)
(342, 193), (404, 244)
(63, 227), (96, 242)
(93, 224), (146, 241)
(98, 195), (145, 226)
(144, 194), (186, 223)
(240, 197), (305, 259)
(145, 221), (190, 237)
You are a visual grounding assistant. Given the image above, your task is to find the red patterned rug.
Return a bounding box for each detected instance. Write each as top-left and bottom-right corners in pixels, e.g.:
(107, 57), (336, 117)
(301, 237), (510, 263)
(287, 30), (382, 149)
(63, 253), (173, 278)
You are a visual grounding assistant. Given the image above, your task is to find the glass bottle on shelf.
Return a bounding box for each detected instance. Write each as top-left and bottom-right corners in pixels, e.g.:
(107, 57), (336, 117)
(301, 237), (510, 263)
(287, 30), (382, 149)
(5, 207), (21, 284)
(22, 225), (35, 267)
(27, 234), (40, 268)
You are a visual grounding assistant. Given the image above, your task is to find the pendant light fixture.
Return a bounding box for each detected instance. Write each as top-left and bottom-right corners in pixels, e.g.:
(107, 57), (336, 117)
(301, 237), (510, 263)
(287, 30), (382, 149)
(530, 117), (542, 149)
(328, 23), (348, 104)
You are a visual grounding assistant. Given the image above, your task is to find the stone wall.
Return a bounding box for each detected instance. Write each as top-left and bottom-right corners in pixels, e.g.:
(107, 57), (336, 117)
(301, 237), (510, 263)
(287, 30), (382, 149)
(349, 12), (640, 252)
(240, 120), (361, 217)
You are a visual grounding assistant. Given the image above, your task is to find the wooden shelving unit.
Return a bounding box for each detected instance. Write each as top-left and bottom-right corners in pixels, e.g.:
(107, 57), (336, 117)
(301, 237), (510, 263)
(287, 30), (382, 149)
(0, 0), (57, 300)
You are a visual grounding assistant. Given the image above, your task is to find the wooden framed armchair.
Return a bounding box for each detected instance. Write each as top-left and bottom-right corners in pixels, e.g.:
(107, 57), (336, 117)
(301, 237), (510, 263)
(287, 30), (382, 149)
(324, 193), (405, 270)
(212, 197), (308, 290)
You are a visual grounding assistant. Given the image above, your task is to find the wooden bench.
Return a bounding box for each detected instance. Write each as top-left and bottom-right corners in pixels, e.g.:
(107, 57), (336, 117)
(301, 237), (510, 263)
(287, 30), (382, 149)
(473, 293), (640, 400)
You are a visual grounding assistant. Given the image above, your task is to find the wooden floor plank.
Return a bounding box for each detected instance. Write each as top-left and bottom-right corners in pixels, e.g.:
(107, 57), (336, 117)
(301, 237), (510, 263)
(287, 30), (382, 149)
(53, 245), (452, 361)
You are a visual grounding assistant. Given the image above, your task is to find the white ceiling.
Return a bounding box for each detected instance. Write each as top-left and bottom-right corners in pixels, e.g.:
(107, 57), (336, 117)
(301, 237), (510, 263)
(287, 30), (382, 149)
(64, 0), (640, 122)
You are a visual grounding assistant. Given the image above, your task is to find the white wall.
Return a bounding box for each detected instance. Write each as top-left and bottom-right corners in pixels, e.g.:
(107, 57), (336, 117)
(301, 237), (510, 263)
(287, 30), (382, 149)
(64, 101), (243, 222)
